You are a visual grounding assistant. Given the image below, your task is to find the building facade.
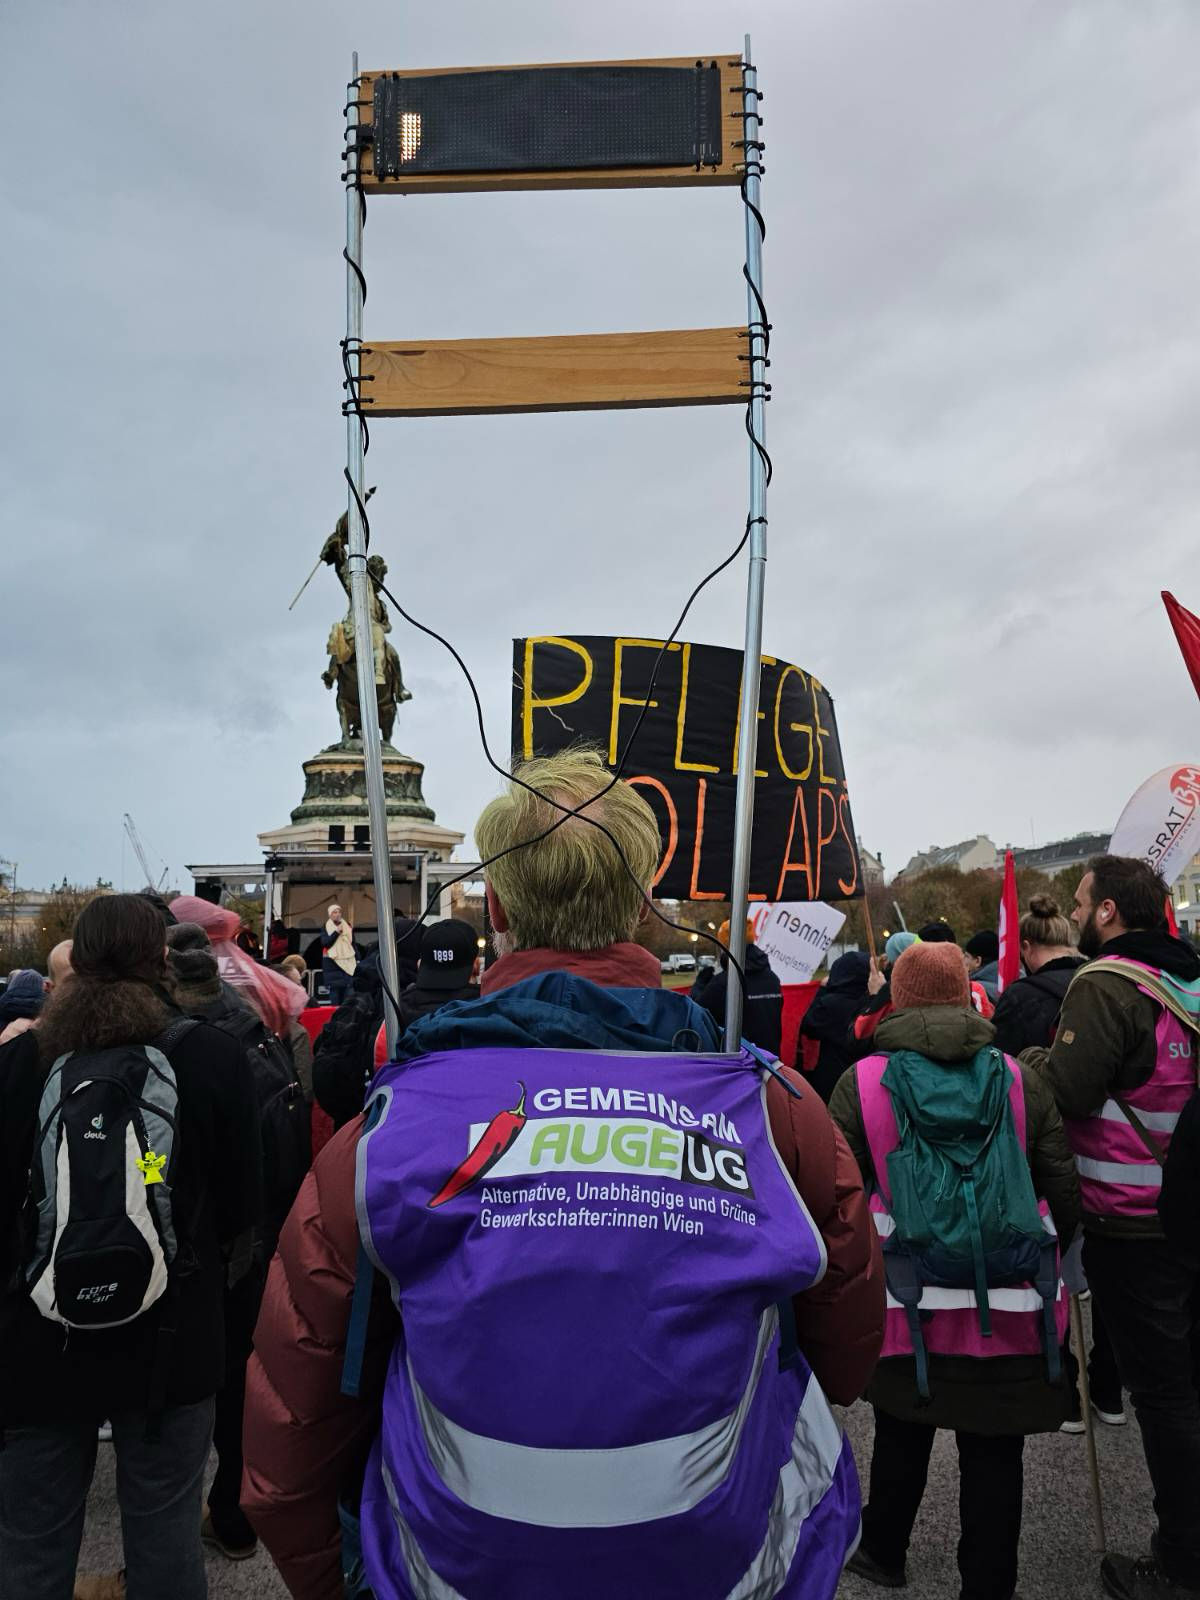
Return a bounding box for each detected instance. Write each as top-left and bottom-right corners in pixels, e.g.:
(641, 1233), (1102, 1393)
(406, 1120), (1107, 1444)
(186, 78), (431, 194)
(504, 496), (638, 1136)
(1010, 832), (1111, 879)
(900, 836), (999, 879)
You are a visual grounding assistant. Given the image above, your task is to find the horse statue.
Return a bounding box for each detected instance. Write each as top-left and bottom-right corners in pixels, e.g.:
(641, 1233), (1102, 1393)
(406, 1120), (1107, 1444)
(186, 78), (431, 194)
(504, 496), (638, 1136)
(323, 620), (410, 745)
(317, 512), (412, 746)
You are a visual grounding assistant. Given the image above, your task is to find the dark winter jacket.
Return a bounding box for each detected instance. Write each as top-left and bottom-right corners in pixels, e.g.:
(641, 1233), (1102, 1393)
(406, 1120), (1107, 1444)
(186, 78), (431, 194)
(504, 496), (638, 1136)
(0, 1019), (260, 1425)
(991, 955), (1085, 1058)
(1159, 1088), (1200, 1258)
(243, 949), (885, 1599)
(397, 979), (480, 1030)
(829, 1004), (1080, 1435)
(799, 952), (871, 1101)
(312, 964), (385, 1129)
(691, 944), (783, 1057)
(1022, 929), (1200, 1238)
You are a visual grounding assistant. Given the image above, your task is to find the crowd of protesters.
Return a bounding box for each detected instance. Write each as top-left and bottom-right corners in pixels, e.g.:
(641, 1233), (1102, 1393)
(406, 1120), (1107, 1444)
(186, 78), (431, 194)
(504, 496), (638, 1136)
(0, 758), (1197, 1600)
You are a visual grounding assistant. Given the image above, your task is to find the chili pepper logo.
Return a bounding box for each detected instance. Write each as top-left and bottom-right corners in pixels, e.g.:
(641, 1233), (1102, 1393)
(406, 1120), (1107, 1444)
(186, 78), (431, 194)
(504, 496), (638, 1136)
(428, 1082), (527, 1208)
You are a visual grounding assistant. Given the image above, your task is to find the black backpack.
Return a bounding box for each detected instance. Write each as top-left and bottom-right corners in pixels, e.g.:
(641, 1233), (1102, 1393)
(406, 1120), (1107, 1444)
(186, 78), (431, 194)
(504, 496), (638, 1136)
(25, 1019), (196, 1329)
(200, 1000), (311, 1251)
(312, 989), (383, 1129)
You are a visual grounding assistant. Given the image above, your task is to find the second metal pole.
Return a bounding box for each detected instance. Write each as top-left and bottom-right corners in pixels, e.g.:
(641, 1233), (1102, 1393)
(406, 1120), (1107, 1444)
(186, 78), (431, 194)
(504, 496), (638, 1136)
(345, 50), (402, 1055)
(725, 34), (768, 1051)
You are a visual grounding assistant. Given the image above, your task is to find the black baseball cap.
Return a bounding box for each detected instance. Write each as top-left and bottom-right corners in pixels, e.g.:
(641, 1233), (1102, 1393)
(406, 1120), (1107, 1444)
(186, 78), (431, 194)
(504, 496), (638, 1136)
(418, 919), (478, 989)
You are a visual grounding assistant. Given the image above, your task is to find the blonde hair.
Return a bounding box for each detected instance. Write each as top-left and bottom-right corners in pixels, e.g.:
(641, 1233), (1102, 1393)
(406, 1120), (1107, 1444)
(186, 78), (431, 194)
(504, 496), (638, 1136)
(475, 748), (661, 951)
(1020, 894), (1073, 949)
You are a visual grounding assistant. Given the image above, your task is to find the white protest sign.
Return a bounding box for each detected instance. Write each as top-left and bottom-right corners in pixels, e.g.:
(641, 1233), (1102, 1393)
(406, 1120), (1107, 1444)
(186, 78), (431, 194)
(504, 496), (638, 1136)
(747, 902), (847, 984)
(1109, 764), (1200, 888)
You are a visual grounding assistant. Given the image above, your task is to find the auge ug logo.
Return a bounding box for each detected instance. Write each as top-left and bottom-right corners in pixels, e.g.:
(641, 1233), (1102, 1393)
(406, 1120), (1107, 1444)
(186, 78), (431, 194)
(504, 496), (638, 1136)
(428, 1081), (753, 1208)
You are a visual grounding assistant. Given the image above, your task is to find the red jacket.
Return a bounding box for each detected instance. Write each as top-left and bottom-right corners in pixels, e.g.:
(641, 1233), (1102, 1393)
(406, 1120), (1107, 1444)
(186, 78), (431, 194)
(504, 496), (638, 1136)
(244, 945), (885, 1600)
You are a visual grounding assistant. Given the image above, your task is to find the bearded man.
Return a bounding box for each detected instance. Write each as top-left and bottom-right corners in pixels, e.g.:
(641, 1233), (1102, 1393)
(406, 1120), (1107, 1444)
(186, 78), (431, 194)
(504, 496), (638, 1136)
(1022, 855), (1200, 1600)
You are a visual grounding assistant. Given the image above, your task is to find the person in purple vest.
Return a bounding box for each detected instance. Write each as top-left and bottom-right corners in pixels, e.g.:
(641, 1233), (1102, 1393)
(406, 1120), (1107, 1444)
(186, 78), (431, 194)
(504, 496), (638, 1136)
(829, 939), (1080, 1600)
(242, 748), (885, 1600)
(1022, 854), (1200, 1600)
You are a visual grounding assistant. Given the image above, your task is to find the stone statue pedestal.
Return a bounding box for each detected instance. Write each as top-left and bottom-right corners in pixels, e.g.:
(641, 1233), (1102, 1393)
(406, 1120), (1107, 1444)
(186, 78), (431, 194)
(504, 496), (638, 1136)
(258, 740), (464, 859)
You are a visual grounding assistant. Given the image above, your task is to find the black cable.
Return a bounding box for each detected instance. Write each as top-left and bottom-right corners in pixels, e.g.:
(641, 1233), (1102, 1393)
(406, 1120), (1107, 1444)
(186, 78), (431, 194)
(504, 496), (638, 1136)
(329, 59), (792, 1041)
(353, 516), (755, 999)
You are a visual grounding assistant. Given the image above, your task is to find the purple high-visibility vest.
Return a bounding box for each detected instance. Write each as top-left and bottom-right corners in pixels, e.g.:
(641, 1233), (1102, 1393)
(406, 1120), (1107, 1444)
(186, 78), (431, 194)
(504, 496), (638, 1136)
(1063, 957), (1200, 1219)
(355, 1046), (862, 1600)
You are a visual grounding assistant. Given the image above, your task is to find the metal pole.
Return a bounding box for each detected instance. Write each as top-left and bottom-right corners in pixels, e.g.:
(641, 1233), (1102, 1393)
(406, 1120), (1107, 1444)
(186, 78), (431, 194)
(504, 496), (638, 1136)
(725, 35), (768, 1051)
(345, 51), (402, 1054)
(1070, 1293), (1108, 1552)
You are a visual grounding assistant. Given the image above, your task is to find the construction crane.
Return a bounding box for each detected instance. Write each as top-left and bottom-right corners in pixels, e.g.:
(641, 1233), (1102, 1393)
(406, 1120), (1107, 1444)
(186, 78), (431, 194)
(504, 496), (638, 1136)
(123, 813), (169, 892)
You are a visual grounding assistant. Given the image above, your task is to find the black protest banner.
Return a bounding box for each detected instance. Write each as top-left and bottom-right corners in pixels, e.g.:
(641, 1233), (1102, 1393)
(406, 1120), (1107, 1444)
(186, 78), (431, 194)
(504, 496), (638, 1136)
(512, 636), (862, 902)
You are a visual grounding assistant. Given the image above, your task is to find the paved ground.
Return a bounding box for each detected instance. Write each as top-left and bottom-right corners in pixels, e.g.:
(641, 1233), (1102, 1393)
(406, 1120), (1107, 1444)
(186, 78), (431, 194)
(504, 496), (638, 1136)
(77, 1389), (1153, 1599)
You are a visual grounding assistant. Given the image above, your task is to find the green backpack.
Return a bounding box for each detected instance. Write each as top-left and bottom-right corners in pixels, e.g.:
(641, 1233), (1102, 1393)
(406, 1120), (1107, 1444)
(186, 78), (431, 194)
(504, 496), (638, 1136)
(881, 1045), (1061, 1398)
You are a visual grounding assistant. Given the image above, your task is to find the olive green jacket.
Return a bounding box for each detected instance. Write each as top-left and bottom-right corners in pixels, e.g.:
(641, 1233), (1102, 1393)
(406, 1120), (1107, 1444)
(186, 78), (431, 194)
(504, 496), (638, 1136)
(829, 1006), (1081, 1434)
(1021, 966), (1170, 1238)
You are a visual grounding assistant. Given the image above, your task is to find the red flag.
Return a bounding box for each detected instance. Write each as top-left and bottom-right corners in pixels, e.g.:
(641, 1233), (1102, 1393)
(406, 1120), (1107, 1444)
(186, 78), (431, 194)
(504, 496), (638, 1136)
(1166, 896), (1179, 938)
(1163, 591), (1200, 701)
(997, 849), (1020, 994)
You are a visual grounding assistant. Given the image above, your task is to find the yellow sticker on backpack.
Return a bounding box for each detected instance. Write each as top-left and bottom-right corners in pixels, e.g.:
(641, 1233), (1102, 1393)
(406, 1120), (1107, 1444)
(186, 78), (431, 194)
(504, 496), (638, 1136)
(137, 1151), (167, 1185)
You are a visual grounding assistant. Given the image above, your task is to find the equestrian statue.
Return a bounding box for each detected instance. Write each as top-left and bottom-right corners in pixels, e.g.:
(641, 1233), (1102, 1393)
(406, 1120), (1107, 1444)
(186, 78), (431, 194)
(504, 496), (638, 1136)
(318, 510), (411, 745)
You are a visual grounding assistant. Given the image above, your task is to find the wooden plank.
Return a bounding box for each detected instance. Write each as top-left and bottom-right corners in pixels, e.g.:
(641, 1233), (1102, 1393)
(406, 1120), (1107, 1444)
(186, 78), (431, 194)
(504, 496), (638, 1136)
(356, 54), (745, 195)
(358, 328), (747, 416)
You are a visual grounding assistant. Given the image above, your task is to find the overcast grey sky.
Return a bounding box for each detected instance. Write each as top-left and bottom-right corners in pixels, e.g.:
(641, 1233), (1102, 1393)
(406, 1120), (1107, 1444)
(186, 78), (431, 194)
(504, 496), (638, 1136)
(2, 0), (1198, 892)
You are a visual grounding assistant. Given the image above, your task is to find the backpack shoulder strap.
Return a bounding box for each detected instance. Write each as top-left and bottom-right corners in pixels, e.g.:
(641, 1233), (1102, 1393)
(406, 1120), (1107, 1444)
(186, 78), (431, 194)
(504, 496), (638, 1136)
(1112, 1097), (1169, 1167)
(1079, 959), (1200, 1036)
(151, 1017), (201, 1056)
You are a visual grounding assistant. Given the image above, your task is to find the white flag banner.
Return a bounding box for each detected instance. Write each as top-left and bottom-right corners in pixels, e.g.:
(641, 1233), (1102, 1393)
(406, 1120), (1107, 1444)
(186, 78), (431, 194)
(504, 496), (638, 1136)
(1109, 764), (1200, 888)
(747, 902), (847, 984)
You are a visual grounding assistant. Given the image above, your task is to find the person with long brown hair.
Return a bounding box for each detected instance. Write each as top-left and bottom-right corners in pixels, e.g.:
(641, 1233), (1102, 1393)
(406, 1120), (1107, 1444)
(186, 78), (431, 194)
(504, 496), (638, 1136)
(0, 893), (261, 1600)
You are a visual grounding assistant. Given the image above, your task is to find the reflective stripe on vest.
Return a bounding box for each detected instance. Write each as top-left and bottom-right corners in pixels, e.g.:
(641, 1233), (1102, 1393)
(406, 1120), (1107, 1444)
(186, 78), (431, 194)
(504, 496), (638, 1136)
(408, 1305), (780, 1529)
(870, 1212), (1061, 1315)
(381, 1462), (465, 1600)
(382, 1369), (853, 1600)
(1063, 958), (1199, 1220)
(1075, 1156), (1162, 1189)
(1097, 1099), (1180, 1133)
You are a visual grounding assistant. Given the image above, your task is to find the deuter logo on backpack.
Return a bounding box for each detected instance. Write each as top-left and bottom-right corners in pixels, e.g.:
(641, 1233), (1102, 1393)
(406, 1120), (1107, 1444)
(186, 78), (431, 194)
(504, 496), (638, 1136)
(24, 1023), (191, 1329)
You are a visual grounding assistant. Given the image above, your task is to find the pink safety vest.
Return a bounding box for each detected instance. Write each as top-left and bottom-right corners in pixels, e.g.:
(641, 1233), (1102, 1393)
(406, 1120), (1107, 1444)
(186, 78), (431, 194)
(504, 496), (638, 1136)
(1062, 957), (1200, 1220)
(858, 1052), (1068, 1361)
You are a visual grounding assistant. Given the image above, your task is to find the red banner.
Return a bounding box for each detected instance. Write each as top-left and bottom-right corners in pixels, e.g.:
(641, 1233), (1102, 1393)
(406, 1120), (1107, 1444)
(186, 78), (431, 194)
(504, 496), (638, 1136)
(997, 849), (1020, 995)
(1163, 591), (1200, 701)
